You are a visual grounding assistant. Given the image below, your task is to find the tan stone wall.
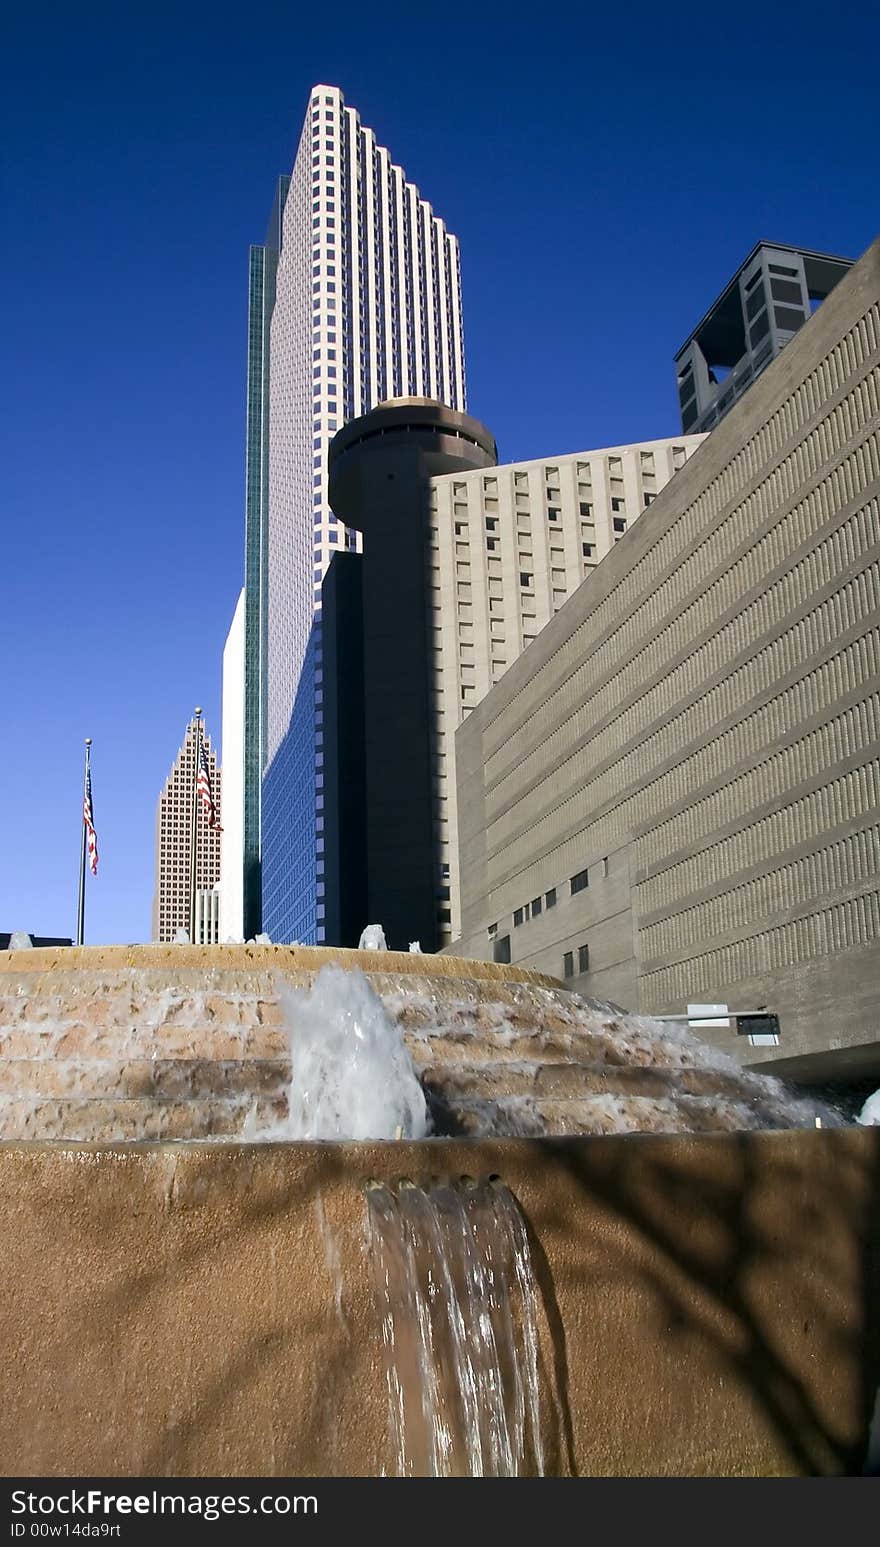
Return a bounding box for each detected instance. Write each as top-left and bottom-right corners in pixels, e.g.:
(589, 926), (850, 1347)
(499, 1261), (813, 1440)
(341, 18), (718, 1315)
(0, 1127), (877, 1477)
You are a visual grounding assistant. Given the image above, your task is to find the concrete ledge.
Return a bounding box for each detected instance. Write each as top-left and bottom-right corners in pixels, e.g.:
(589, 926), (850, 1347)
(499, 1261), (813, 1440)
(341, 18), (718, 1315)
(0, 1127), (877, 1476)
(0, 942), (563, 991)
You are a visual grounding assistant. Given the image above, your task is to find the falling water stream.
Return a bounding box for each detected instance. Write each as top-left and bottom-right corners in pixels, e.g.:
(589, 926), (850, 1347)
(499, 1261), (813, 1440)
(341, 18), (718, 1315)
(366, 1178), (544, 1477)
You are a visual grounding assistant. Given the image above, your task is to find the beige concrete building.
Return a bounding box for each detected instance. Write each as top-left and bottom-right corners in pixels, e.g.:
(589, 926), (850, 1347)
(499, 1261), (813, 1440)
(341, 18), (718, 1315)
(426, 435), (705, 941)
(452, 235), (880, 1081)
(152, 721), (221, 943)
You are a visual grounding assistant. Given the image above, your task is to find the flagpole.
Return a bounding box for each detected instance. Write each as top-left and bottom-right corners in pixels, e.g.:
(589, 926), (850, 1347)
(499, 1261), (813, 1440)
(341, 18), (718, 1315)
(76, 739), (91, 947)
(188, 709), (202, 943)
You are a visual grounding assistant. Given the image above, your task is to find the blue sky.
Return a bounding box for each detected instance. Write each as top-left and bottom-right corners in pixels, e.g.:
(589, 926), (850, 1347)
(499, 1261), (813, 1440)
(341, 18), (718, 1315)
(1, 0), (877, 943)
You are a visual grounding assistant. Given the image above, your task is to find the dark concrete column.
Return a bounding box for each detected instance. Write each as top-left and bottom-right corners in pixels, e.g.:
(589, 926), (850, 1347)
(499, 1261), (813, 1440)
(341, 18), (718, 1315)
(321, 552), (366, 949)
(328, 399), (496, 951)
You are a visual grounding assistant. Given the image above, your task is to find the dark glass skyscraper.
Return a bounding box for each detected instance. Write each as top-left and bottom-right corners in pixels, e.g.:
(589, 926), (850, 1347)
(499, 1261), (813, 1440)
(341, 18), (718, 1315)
(239, 177), (288, 938)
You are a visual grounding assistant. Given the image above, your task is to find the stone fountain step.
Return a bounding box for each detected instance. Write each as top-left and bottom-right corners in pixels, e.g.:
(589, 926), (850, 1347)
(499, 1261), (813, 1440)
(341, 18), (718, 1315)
(1, 972), (658, 1074)
(405, 1028), (649, 1068)
(0, 1094), (286, 1142)
(418, 1060), (757, 1102)
(0, 1014), (659, 1071)
(0, 1058), (290, 1099)
(0, 981), (281, 1023)
(0, 952), (824, 1143)
(0, 1087), (767, 1143)
(439, 1092), (769, 1138)
(0, 1024), (290, 1060)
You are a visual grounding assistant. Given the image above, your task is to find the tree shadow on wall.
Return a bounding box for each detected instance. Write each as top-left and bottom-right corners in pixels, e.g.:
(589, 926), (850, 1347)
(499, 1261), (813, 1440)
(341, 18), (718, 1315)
(27, 1143), (387, 1477)
(522, 1127), (880, 1476)
(10, 1129), (880, 1477)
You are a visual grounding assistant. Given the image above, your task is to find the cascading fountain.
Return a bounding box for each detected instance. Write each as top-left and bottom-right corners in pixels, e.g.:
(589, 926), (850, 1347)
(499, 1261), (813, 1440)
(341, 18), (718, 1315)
(366, 1178), (543, 1478)
(0, 939), (877, 1477)
(0, 947), (835, 1143)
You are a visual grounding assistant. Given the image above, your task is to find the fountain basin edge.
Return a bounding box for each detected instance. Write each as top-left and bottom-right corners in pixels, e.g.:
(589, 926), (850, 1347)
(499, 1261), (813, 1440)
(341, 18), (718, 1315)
(0, 941), (562, 989)
(0, 1127), (877, 1477)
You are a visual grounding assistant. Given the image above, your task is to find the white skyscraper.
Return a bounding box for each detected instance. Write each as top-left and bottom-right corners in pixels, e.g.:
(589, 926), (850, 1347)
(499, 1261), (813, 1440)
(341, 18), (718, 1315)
(256, 84), (466, 942)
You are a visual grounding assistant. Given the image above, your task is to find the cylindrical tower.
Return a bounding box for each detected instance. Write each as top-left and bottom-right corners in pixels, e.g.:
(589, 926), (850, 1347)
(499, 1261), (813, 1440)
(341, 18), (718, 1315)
(328, 398), (497, 951)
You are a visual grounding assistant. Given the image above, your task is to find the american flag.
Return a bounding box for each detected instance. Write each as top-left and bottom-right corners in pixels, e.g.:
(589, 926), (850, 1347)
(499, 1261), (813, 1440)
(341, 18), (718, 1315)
(83, 763), (98, 876)
(197, 740), (221, 830)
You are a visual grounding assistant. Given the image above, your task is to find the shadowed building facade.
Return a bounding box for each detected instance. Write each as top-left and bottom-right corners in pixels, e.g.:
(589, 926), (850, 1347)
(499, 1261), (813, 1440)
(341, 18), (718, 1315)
(452, 235), (880, 1084)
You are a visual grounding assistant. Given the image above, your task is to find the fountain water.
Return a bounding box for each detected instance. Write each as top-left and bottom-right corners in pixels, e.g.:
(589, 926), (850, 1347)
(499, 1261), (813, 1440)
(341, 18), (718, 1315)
(367, 1178), (543, 1476)
(280, 966), (429, 1140)
(359, 924), (387, 950)
(858, 1089), (880, 1125)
